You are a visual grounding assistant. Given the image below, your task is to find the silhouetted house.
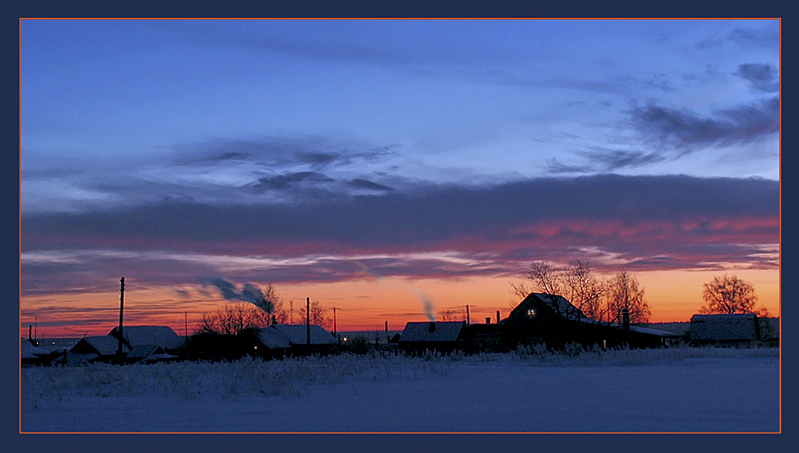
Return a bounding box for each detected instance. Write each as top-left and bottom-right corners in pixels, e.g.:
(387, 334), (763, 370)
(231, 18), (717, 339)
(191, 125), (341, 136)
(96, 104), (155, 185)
(108, 326), (184, 353)
(255, 325), (294, 358)
(502, 293), (679, 349)
(270, 324), (337, 355)
(689, 314), (761, 344)
(399, 321), (466, 353)
(69, 335), (131, 363)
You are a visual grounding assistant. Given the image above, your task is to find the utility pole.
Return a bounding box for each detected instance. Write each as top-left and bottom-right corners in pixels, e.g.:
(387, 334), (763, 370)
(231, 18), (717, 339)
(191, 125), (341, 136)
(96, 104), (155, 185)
(306, 297), (310, 345)
(184, 311), (188, 338)
(116, 277), (125, 362)
(333, 306), (337, 337)
(466, 305), (470, 325)
(290, 300), (294, 325)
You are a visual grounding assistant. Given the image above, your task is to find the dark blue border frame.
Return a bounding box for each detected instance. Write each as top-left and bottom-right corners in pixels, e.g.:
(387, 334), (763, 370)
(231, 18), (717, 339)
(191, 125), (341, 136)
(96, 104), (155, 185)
(6, 1), (794, 452)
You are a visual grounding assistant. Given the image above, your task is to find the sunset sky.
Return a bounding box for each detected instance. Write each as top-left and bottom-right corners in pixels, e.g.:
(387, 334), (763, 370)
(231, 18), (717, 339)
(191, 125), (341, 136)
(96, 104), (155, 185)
(20, 19), (780, 337)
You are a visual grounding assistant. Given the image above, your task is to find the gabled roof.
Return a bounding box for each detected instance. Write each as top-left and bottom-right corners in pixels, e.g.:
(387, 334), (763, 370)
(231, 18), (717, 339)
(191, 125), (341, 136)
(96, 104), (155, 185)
(70, 336), (130, 356)
(257, 326), (293, 349)
(531, 293), (587, 319)
(271, 324), (337, 345)
(108, 326), (184, 349)
(399, 321), (465, 343)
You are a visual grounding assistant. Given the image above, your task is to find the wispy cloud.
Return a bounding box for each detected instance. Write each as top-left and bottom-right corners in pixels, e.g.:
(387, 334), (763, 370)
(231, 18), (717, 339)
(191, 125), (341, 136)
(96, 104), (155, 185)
(22, 175), (778, 295)
(630, 97), (778, 151)
(735, 63), (779, 93)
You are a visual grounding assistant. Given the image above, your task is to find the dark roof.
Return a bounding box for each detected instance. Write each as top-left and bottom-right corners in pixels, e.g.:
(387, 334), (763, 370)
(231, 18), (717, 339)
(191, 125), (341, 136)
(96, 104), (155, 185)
(399, 321), (465, 343)
(510, 293), (587, 321)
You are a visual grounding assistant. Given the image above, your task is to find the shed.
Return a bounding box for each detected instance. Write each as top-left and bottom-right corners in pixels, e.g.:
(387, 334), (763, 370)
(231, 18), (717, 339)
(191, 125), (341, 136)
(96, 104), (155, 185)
(689, 314), (761, 343)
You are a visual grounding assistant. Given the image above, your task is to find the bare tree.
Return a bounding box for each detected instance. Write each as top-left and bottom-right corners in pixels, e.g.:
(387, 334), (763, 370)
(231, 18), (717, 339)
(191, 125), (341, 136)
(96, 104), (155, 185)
(700, 275), (766, 315)
(439, 309), (463, 322)
(562, 261), (604, 320)
(299, 300), (331, 330)
(198, 303), (269, 336)
(511, 260), (604, 320)
(604, 270), (650, 325)
(260, 282), (289, 324)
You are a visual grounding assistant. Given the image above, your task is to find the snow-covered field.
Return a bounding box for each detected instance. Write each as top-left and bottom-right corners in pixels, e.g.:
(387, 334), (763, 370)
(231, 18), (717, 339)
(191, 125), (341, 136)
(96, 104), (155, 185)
(21, 346), (779, 433)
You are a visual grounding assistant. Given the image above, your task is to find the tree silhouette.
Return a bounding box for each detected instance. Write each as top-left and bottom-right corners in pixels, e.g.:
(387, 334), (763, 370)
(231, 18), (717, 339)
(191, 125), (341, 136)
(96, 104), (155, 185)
(511, 260), (604, 320)
(700, 275), (766, 315)
(299, 300), (331, 329)
(604, 270), (650, 324)
(198, 303), (269, 336)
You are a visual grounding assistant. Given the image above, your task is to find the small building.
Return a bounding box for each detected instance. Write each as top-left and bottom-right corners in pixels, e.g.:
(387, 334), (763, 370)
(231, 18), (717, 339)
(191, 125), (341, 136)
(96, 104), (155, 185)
(69, 335), (131, 363)
(269, 324), (338, 355)
(398, 321), (466, 353)
(108, 326), (184, 353)
(21, 339), (61, 366)
(255, 325), (294, 358)
(689, 314), (761, 344)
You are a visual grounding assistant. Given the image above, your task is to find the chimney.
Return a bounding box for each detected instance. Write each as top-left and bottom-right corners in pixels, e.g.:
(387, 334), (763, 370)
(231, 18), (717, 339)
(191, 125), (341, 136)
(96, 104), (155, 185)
(496, 310), (501, 323)
(428, 322), (436, 333)
(486, 317), (491, 324)
(622, 308), (630, 330)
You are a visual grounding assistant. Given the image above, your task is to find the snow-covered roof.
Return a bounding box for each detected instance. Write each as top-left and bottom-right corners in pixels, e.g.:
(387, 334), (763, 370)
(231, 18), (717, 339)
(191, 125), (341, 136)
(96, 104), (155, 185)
(126, 345), (165, 361)
(257, 326), (293, 349)
(70, 336), (130, 356)
(21, 339), (53, 357)
(108, 326), (184, 349)
(627, 325), (682, 338)
(690, 314), (759, 341)
(271, 324), (337, 345)
(399, 321), (465, 343)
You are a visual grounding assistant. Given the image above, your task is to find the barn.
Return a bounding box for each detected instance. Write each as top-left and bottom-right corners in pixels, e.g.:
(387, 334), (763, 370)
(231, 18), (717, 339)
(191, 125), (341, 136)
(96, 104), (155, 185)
(689, 314), (761, 344)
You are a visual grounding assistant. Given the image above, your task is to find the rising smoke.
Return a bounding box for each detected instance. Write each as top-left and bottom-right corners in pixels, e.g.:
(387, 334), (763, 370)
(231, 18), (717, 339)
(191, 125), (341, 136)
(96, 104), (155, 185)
(200, 277), (274, 313)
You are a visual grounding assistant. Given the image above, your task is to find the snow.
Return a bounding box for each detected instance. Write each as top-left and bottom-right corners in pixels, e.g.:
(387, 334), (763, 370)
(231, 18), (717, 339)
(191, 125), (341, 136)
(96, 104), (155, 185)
(21, 347), (779, 433)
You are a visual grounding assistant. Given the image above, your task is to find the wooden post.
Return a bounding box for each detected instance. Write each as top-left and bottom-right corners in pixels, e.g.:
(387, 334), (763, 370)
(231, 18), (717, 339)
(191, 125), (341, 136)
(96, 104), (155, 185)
(306, 297), (310, 345)
(116, 277), (125, 361)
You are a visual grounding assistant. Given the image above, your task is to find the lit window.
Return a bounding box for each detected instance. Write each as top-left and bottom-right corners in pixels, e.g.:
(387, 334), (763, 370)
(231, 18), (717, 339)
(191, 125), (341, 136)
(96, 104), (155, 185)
(527, 309), (536, 318)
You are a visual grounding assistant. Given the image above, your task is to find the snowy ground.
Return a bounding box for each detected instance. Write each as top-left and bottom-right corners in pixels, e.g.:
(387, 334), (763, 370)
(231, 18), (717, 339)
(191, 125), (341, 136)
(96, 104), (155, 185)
(21, 346), (779, 433)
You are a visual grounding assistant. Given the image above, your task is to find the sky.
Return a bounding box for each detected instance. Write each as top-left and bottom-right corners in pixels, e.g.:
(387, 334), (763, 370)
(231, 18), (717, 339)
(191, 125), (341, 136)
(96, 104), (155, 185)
(20, 19), (780, 337)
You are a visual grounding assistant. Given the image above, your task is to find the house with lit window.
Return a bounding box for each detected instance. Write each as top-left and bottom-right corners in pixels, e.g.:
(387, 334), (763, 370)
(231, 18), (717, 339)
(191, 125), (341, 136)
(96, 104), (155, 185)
(501, 293), (680, 349)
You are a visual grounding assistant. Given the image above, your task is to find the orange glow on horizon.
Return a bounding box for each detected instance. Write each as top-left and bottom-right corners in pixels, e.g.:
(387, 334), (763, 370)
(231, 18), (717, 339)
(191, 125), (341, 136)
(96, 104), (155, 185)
(20, 269), (779, 339)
